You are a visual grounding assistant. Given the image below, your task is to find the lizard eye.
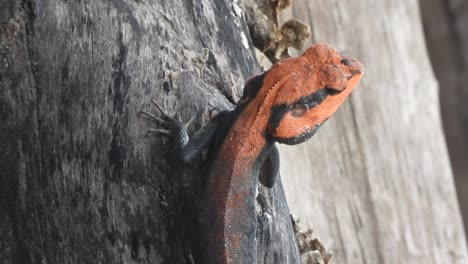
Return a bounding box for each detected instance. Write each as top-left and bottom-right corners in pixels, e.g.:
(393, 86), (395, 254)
(290, 105), (307, 118)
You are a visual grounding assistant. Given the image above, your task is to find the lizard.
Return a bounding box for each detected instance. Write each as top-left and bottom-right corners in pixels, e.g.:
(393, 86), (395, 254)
(141, 43), (364, 264)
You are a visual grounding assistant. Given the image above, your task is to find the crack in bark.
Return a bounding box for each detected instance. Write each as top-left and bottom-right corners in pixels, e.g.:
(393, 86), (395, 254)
(20, 0), (50, 261)
(21, 0), (44, 182)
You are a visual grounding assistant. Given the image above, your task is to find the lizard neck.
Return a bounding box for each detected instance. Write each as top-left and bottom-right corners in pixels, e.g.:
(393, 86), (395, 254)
(222, 76), (288, 159)
(215, 86), (279, 179)
(202, 83), (281, 263)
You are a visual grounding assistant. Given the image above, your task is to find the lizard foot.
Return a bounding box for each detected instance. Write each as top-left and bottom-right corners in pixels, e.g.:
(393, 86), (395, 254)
(139, 99), (193, 146)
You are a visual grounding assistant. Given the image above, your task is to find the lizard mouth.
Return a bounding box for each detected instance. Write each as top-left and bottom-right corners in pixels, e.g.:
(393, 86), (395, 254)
(272, 124), (321, 145)
(324, 87), (341, 96)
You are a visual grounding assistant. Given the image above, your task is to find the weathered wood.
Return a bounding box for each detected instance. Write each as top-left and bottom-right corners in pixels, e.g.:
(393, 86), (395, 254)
(0, 0), (299, 263)
(277, 1), (468, 263)
(419, 0), (468, 237)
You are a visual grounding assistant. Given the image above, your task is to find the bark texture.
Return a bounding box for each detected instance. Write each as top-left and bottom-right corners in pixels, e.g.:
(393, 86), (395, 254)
(419, 0), (468, 237)
(0, 0), (299, 263)
(277, 1), (468, 263)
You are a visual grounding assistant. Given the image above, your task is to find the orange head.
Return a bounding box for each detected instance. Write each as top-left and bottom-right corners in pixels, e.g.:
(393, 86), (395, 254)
(263, 43), (364, 144)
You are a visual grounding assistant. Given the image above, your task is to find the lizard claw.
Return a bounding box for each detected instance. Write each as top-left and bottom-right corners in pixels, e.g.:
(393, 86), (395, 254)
(139, 99), (178, 138)
(140, 99), (194, 145)
(138, 99), (175, 124)
(138, 110), (170, 125)
(184, 116), (196, 130)
(144, 128), (171, 138)
(151, 99), (173, 121)
(148, 99), (196, 130)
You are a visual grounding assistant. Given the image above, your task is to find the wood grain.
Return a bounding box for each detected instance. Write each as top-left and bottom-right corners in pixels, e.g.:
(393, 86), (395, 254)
(420, 0), (468, 239)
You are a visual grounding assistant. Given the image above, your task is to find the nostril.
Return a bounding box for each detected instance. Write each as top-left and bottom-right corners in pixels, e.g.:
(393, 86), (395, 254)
(341, 58), (350, 65)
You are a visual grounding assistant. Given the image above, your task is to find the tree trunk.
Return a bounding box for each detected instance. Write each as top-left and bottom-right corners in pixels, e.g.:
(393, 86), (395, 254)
(0, 0), (299, 263)
(419, 0), (468, 238)
(278, 1), (468, 263)
(3, 0), (467, 263)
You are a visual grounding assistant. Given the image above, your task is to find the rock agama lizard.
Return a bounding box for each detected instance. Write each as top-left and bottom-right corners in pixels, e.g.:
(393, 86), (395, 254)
(142, 44), (364, 264)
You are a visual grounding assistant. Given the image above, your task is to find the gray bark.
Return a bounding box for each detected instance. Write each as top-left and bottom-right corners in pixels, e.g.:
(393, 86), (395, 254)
(277, 1), (468, 263)
(0, 0), (298, 263)
(419, 0), (468, 238)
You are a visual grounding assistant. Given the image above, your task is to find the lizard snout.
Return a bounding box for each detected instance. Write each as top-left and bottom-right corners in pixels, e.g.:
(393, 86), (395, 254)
(342, 56), (364, 77)
(351, 68), (364, 75)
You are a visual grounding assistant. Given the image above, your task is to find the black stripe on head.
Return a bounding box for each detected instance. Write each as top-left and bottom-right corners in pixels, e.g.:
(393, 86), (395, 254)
(293, 89), (327, 109)
(268, 104), (288, 133)
(269, 89), (328, 132)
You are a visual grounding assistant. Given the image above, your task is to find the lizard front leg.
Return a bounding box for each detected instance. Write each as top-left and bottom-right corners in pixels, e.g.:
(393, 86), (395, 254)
(258, 145), (280, 188)
(140, 99), (223, 263)
(139, 99), (218, 164)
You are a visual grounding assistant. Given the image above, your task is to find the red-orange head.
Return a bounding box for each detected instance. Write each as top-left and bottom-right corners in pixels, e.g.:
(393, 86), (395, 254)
(265, 43), (364, 144)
